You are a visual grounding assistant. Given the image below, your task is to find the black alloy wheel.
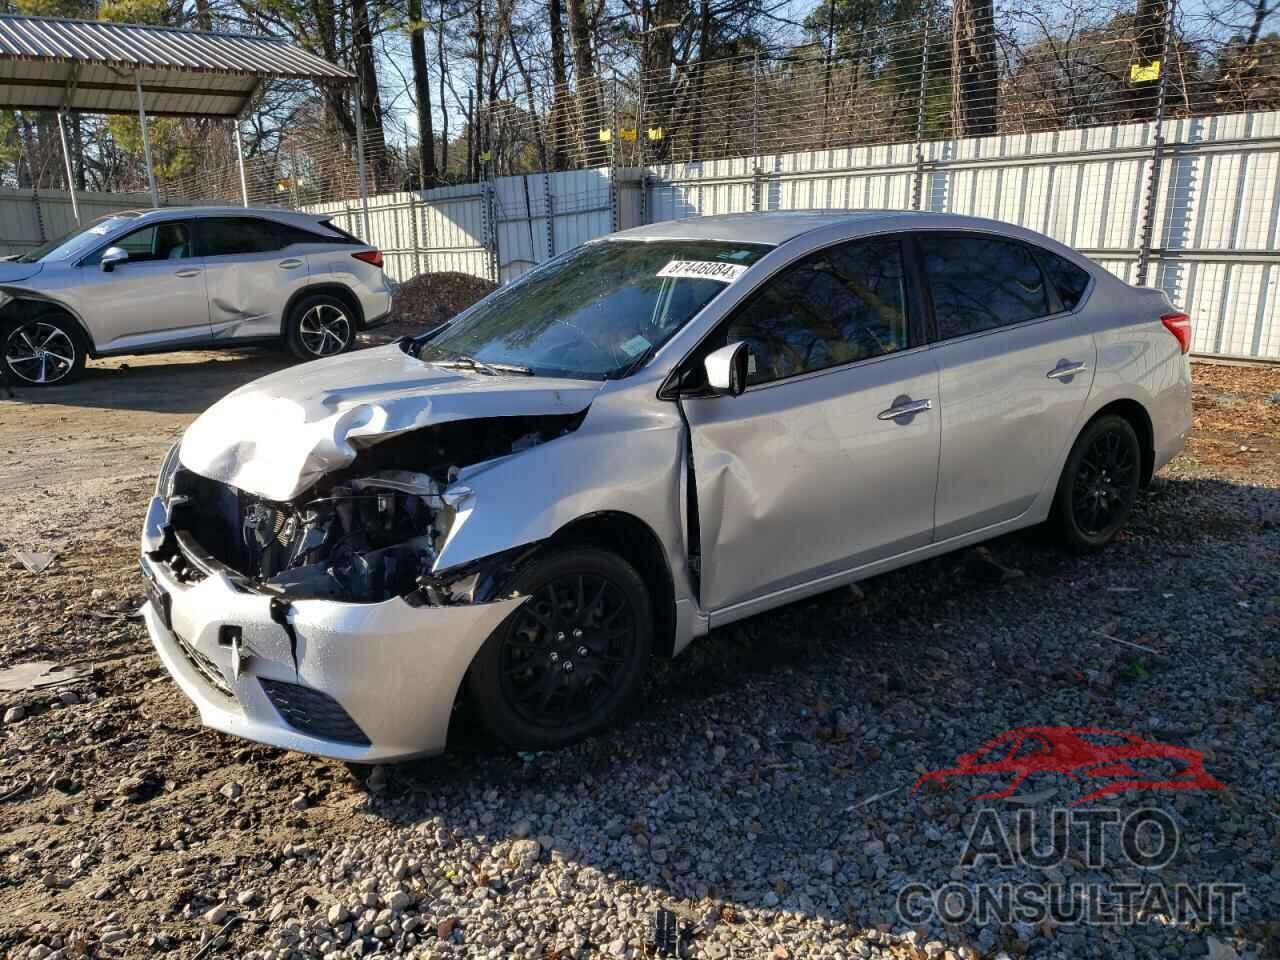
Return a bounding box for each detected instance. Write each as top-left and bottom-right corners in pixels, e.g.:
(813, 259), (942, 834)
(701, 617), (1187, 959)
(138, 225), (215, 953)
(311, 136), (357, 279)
(1053, 414), (1142, 550)
(467, 547), (653, 751)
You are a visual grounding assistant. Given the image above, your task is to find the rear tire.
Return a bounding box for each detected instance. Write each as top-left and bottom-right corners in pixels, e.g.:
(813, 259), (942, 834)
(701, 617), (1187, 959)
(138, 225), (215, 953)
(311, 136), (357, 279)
(1051, 414), (1142, 551)
(283, 293), (356, 361)
(1, 311), (86, 387)
(466, 547), (653, 752)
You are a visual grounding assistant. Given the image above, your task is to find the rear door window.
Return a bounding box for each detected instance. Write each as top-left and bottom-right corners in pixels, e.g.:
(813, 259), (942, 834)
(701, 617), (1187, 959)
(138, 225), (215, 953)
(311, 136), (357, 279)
(918, 233), (1051, 340)
(197, 217), (294, 257)
(1040, 250), (1092, 310)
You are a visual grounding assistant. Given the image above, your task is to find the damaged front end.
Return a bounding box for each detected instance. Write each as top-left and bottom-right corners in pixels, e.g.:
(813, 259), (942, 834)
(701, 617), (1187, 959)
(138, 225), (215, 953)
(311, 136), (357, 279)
(157, 413), (583, 605)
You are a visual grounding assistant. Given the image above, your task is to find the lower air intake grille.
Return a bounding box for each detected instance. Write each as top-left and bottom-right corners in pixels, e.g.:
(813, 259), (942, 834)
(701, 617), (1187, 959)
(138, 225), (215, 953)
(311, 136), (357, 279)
(259, 679), (371, 746)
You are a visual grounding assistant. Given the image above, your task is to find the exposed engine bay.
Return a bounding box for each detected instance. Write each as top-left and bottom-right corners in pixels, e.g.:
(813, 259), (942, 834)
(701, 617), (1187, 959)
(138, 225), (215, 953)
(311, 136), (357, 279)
(163, 413), (584, 603)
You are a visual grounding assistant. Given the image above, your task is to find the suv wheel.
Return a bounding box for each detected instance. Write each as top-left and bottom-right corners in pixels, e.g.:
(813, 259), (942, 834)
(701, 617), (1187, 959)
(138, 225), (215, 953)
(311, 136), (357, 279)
(284, 293), (356, 360)
(2, 313), (86, 386)
(467, 547), (653, 751)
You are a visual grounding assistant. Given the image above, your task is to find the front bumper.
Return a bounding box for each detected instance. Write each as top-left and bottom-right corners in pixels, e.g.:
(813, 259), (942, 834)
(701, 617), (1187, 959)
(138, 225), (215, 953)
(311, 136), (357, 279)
(140, 496), (522, 762)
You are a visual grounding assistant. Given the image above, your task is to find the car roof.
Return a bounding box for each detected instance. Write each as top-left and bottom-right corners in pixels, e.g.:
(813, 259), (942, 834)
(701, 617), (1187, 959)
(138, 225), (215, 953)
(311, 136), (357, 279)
(611, 209), (1080, 254)
(105, 206), (330, 226)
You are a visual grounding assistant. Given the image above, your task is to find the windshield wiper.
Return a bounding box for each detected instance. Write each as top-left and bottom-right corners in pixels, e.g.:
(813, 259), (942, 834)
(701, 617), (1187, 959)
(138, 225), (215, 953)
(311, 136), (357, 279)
(431, 353), (534, 376)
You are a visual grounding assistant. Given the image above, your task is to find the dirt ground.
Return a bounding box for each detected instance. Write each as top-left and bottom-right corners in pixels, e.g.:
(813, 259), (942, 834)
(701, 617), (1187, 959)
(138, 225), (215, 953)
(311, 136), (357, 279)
(0, 353), (1276, 958)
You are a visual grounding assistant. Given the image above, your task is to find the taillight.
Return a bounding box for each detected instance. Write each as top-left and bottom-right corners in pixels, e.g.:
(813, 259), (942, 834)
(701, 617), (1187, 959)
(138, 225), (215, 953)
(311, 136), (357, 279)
(352, 249), (383, 270)
(1161, 312), (1192, 354)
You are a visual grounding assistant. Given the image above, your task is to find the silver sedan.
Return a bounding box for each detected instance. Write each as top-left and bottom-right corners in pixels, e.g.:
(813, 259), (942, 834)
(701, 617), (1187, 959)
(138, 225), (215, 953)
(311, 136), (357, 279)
(0, 206), (394, 386)
(139, 211), (1193, 760)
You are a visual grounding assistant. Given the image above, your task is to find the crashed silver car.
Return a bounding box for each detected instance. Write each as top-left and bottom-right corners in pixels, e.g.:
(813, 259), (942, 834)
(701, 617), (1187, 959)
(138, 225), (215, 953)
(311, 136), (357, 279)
(140, 211), (1193, 761)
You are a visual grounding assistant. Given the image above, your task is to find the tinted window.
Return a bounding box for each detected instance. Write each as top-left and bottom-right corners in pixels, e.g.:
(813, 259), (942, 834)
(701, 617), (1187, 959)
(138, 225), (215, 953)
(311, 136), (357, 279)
(919, 234), (1050, 339)
(84, 221), (191, 266)
(198, 217), (315, 256)
(725, 236), (911, 386)
(1042, 250), (1091, 310)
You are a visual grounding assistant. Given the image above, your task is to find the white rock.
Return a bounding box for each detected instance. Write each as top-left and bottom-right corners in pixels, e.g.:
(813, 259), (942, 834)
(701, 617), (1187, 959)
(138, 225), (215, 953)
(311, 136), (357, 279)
(204, 904), (230, 924)
(3, 706), (24, 724)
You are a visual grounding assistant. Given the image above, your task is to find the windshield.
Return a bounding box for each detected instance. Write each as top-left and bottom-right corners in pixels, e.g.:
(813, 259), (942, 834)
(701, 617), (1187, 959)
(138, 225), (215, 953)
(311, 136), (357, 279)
(414, 239), (771, 379)
(17, 214), (140, 263)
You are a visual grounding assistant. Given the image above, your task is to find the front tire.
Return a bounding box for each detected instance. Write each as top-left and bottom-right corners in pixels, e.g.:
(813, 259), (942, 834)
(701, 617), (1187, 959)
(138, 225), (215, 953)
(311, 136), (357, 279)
(1, 313), (86, 387)
(1051, 414), (1142, 551)
(466, 547), (653, 752)
(283, 293), (356, 361)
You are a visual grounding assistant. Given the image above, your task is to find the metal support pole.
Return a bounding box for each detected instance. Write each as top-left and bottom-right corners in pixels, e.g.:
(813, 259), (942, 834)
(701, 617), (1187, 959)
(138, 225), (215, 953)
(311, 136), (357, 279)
(56, 111), (80, 226)
(912, 16), (931, 211)
(750, 63), (760, 208)
(542, 170), (555, 257)
(1136, 0), (1176, 287)
(135, 73), (159, 207)
(608, 72), (619, 233)
(353, 80), (371, 239)
(408, 190), (422, 277)
(232, 119), (250, 207)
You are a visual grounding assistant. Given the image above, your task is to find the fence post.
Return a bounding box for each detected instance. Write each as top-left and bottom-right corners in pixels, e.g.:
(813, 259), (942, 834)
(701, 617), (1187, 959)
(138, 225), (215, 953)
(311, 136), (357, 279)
(408, 190), (422, 278)
(542, 170), (556, 258)
(1135, 0), (1176, 287)
(751, 54), (762, 212)
(609, 71), (620, 233)
(912, 16), (931, 211)
(354, 79), (372, 239)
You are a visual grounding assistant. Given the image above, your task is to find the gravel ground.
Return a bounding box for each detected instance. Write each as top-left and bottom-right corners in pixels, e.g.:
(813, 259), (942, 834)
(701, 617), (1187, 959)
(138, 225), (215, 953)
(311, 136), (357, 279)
(0, 361), (1277, 960)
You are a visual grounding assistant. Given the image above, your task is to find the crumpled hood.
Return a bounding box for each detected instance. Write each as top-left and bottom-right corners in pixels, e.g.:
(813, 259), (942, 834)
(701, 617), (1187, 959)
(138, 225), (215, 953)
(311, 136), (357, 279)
(180, 343), (604, 501)
(0, 260), (43, 284)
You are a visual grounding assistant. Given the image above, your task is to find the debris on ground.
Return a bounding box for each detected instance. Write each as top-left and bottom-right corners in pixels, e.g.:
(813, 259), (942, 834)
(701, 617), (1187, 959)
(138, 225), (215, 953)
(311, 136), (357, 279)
(14, 550), (56, 573)
(0, 660), (91, 692)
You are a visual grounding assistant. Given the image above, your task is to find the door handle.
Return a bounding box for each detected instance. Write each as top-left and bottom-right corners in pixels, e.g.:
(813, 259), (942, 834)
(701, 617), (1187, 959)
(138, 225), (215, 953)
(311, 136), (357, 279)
(1047, 360), (1089, 380)
(173, 268), (202, 278)
(878, 397), (933, 421)
(279, 258), (304, 270)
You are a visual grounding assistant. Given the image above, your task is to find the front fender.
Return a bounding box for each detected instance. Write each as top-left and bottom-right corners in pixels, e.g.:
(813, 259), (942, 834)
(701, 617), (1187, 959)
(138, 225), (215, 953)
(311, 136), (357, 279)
(433, 399), (690, 602)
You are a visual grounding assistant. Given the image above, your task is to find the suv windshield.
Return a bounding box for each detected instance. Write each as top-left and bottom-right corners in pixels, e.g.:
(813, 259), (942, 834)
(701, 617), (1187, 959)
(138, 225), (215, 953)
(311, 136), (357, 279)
(17, 214), (140, 263)
(414, 239), (771, 379)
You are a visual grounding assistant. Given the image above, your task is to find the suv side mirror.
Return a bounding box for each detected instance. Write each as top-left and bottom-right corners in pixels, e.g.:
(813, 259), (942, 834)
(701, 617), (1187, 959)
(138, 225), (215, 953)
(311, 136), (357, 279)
(100, 247), (128, 273)
(704, 341), (750, 397)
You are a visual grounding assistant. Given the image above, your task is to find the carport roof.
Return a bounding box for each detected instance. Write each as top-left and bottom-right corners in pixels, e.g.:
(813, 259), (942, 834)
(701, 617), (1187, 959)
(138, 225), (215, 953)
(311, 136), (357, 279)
(0, 13), (353, 118)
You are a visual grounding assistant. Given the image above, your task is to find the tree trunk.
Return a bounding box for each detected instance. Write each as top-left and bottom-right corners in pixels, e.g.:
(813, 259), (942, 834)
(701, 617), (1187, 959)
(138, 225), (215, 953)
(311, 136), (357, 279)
(565, 0), (606, 165)
(511, 30), (548, 170)
(195, 0), (212, 31)
(951, 0), (997, 137)
(549, 0), (570, 168)
(408, 0), (437, 185)
(473, 0), (486, 180)
(352, 0), (389, 184)
(438, 0), (449, 175)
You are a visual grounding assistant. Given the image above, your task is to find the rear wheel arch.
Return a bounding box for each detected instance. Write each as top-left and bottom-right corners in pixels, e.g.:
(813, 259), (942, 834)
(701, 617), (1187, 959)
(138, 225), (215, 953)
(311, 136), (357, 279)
(282, 282), (364, 333)
(1085, 398), (1156, 486)
(549, 511), (679, 658)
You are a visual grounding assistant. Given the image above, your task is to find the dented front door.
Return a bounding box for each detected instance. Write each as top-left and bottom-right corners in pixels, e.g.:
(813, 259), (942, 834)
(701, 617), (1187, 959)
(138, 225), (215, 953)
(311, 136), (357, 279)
(682, 348), (941, 615)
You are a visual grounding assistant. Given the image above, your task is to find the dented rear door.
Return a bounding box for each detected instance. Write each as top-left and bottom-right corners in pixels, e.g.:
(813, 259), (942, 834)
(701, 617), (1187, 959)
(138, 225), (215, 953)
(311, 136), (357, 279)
(196, 216), (314, 341)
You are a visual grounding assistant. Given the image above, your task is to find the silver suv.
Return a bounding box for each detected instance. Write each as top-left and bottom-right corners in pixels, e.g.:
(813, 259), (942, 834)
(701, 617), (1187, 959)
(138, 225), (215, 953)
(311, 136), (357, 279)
(0, 206), (394, 386)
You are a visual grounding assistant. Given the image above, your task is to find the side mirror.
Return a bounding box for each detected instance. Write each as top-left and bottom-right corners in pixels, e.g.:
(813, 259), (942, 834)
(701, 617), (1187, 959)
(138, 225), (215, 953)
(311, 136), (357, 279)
(100, 247), (128, 273)
(703, 341), (750, 397)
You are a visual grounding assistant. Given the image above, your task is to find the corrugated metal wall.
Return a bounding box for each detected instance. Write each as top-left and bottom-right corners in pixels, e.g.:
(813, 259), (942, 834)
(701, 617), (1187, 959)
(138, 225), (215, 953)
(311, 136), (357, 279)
(646, 110), (1280, 362)
(0, 188), (164, 257)
(3, 108), (1275, 360)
